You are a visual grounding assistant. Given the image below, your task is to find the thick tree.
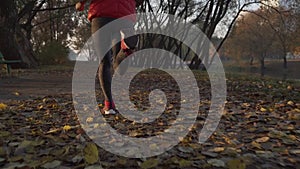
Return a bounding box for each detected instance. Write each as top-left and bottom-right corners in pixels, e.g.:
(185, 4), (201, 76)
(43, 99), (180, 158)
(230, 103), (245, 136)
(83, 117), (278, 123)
(0, 0), (76, 67)
(0, 0), (39, 67)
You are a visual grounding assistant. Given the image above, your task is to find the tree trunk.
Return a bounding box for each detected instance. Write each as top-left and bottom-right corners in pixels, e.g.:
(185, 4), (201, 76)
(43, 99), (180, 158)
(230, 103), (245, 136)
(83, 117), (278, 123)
(282, 47), (287, 69)
(15, 26), (39, 67)
(249, 56), (254, 65)
(283, 56), (287, 69)
(0, 0), (38, 68)
(260, 57), (265, 77)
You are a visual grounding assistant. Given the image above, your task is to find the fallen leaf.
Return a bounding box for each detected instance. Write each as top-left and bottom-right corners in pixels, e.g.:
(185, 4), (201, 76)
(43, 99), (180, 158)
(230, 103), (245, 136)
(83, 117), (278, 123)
(227, 158), (246, 169)
(86, 117), (94, 123)
(222, 147), (239, 157)
(140, 158), (159, 169)
(209, 147), (225, 153)
(178, 146), (193, 153)
(9, 156), (23, 162)
(2, 162), (26, 169)
(287, 101), (294, 106)
(0, 131), (10, 137)
(84, 143), (99, 164)
(50, 148), (65, 156)
(287, 111), (300, 120)
(85, 165), (103, 169)
(207, 159), (225, 167)
(255, 136), (270, 143)
(116, 158), (127, 165)
(72, 155), (83, 163)
(41, 160), (62, 169)
(0, 103), (7, 110)
(289, 149), (300, 155)
(15, 140), (42, 155)
(63, 125), (72, 131)
(255, 151), (274, 158)
(0, 147), (6, 156)
(202, 151), (218, 158)
(260, 107), (268, 112)
(251, 141), (262, 149)
(46, 128), (62, 134)
(178, 159), (192, 167)
(148, 144), (157, 151)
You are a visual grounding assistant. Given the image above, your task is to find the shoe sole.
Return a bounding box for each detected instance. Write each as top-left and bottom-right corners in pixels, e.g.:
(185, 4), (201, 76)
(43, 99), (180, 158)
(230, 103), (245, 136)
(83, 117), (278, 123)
(104, 109), (117, 115)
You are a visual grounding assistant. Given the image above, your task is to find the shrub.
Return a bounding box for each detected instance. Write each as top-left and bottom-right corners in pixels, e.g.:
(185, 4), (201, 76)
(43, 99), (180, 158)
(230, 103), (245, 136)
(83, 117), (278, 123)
(38, 41), (68, 65)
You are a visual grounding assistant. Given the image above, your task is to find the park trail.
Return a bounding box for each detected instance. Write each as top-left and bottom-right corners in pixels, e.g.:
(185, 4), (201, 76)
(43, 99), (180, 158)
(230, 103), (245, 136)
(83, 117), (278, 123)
(0, 70), (73, 102)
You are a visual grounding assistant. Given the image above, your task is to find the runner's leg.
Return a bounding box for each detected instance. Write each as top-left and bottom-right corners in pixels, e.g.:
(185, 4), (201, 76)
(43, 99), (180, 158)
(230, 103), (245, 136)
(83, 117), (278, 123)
(91, 17), (116, 110)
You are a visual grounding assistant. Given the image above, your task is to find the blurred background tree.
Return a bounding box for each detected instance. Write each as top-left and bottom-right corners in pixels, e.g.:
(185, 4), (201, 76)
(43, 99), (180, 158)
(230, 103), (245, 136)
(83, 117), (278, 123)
(0, 0), (83, 67)
(223, 1), (300, 76)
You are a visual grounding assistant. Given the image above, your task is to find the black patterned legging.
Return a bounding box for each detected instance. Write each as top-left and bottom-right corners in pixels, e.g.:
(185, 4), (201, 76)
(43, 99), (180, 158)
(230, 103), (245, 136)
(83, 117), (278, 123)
(91, 17), (137, 104)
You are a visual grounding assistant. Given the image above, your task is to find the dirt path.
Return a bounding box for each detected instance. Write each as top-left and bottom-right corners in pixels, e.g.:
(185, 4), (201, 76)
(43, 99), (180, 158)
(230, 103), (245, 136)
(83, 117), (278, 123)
(0, 70), (73, 102)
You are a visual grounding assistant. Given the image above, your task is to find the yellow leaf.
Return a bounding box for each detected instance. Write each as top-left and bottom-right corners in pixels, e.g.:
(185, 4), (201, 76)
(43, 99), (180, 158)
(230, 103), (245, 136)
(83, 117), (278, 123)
(209, 147), (225, 153)
(63, 125), (72, 131)
(0, 103), (7, 110)
(86, 117), (94, 123)
(227, 158), (246, 169)
(287, 101), (294, 106)
(140, 158), (159, 169)
(149, 143), (158, 150)
(260, 107), (267, 112)
(287, 111), (300, 120)
(255, 136), (270, 143)
(178, 159), (192, 167)
(288, 135), (297, 141)
(84, 143), (99, 164)
(0, 131), (10, 137)
(251, 141), (262, 149)
(117, 158), (127, 165)
(224, 136), (234, 145)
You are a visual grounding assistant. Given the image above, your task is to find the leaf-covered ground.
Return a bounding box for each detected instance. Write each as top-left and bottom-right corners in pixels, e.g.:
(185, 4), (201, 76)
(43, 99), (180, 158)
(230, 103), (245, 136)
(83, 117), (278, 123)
(0, 71), (299, 169)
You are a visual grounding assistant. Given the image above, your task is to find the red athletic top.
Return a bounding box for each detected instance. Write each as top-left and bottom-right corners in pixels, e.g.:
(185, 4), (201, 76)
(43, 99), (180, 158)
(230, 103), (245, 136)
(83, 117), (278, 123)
(87, 0), (136, 22)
